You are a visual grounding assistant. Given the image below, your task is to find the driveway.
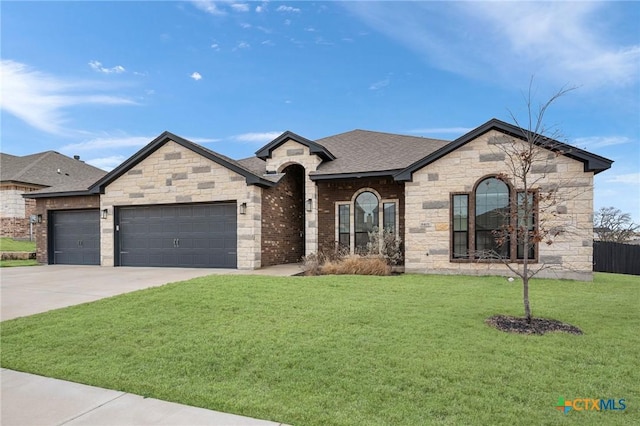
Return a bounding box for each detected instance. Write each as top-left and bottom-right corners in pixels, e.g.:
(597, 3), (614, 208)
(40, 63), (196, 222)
(1, 264), (299, 321)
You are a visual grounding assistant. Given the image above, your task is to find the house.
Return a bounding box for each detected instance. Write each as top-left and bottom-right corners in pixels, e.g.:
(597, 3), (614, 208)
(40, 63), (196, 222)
(25, 119), (612, 280)
(0, 151), (106, 240)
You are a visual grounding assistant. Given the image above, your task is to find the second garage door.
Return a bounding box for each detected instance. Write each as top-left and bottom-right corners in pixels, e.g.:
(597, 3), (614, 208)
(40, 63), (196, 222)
(51, 209), (100, 265)
(117, 203), (237, 268)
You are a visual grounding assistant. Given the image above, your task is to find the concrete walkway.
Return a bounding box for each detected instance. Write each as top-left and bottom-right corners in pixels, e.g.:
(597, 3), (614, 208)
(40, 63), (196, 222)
(1, 264), (302, 321)
(1, 369), (286, 426)
(1, 264), (300, 426)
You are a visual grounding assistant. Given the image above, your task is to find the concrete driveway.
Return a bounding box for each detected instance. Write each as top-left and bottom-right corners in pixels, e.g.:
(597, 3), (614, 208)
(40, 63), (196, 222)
(0, 264), (299, 321)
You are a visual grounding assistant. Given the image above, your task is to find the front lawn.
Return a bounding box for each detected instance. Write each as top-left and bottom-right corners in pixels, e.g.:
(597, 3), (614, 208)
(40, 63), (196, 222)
(1, 273), (638, 425)
(0, 259), (39, 268)
(0, 237), (36, 252)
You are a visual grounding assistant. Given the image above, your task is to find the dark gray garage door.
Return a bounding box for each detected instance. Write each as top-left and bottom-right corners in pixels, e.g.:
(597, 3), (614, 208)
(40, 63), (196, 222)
(51, 210), (100, 265)
(117, 203), (237, 268)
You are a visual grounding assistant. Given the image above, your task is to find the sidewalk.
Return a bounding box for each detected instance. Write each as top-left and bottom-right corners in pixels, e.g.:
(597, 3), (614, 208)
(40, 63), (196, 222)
(1, 369), (288, 426)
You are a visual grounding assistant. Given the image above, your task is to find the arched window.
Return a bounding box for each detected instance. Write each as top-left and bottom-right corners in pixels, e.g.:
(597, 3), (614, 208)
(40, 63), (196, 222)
(355, 191), (379, 250)
(475, 177), (510, 257)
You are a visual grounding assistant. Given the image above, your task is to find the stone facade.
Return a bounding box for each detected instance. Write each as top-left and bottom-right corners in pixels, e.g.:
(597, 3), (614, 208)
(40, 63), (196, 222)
(32, 195), (101, 263)
(404, 130), (594, 280)
(0, 184), (38, 239)
(261, 164), (305, 266)
(263, 139), (322, 256)
(100, 140), (262, 269)
(316, 178), (405, 256)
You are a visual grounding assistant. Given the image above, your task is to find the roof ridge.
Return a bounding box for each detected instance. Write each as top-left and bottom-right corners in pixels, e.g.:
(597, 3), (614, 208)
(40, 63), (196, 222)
(12, 151), (54, 182)
(317, 128), (450, 143)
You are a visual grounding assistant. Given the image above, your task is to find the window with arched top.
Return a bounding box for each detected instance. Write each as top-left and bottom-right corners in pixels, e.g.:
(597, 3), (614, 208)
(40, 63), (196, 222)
(475, 177), (510, 257)
(451, 176), (537, 262)
(335, 189), (398, 254)
(355, 191), (379, 250)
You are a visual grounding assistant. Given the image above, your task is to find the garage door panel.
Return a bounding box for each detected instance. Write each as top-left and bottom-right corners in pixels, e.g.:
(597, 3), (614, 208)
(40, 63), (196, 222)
(117, 203), (237, 268)
(51, 210), (100, 265)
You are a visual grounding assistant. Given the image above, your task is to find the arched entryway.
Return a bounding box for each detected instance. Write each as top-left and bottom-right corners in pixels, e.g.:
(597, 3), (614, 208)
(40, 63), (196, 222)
(261, 163), (305, 265)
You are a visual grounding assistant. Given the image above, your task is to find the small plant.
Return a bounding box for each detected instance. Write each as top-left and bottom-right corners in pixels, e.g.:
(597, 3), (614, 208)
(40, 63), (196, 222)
(366, 228), (403, 266)
(302, 229), (403, 276)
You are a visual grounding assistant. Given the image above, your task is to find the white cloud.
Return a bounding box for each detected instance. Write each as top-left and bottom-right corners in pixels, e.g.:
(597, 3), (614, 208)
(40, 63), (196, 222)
(190, 1), (226, 16)
(572, 136), (632, 149)
(88, 60), (126, 74)
(233, 132), (282, 143)
(190, 72), (203, 81)
(606, 172), (640, 185)
(240, 22), (251, 29)
(231, 3), (249, 12)
(0, 59), (137, 135)
(261, 40), (274, 46)
(369, 78), (389, 90)
(277, 5), (300, 13)
(85, 155), (127, 171)
(235, 42), (250, 50)
(60, 135), (153, 152)
(343, 2), (640, 90)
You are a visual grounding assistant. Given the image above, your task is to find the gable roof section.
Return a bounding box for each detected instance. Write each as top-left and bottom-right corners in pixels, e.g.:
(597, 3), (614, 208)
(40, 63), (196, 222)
(310, 130), (449, 179)
(1, 151), (106, 188)
(394, 118), (613, 181)
(255, 131), (336, 161)
(90, 131), (276, 193)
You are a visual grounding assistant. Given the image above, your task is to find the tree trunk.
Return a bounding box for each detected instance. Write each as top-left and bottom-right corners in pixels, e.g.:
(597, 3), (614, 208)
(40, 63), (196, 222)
(523, 275), (532, 323)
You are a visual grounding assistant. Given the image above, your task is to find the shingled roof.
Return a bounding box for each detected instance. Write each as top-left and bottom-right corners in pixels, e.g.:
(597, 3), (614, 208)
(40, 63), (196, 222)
(0, 151), (106, 188)
(310, 130), (449, 179)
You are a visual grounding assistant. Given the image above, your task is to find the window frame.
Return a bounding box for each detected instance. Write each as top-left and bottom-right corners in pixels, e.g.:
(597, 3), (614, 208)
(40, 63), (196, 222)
(334, 188), (398, 254)
(449, 176), (538, 263)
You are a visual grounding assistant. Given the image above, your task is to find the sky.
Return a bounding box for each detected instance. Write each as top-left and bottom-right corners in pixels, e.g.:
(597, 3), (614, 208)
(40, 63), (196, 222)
(1, 1), (639, 222)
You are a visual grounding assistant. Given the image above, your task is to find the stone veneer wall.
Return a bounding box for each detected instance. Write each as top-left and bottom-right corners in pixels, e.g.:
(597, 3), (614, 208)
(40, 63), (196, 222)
(100, 140), (262, 269)
(32, 195), (101, 263)
(261, 164), (305, 266)
(316, 178), (405, 256)
(1, 185), (38, 239)
(264, 139), (322, 256)
(404, 130), (594, 280)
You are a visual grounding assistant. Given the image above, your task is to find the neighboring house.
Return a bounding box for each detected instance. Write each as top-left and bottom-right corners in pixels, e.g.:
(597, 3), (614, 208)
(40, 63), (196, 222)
(0, 151), (106, 239)
(25, 119), (612, 280)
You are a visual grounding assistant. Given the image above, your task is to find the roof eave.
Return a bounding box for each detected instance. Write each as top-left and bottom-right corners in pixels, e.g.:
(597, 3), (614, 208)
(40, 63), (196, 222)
(395, 118), (613, 181)
(23, 189), (99, 199)
(90, 131), (270, 192)
(310, 169), (402, 181)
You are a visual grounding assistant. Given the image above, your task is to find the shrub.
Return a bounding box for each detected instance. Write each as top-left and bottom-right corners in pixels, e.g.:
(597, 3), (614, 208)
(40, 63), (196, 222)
(366, 228), (403, 266)
(321, 255), (391, 276)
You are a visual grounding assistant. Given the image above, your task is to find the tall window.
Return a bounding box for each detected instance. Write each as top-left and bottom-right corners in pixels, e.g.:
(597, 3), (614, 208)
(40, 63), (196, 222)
(383, 202), (396, 233)
(450, 176), (537, 262)
(475, 177), (510, 258)
(355, 191), (379, 250)
(452, 194), (468, 258)
(338, 204), (350, 249)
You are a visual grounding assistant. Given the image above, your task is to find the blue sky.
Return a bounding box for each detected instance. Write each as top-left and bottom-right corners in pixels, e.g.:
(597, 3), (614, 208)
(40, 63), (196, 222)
(1, 1), (639, 221)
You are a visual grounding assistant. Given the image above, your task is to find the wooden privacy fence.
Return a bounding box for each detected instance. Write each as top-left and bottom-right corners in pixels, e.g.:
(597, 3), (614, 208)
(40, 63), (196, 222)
(593, 241), (640, 276)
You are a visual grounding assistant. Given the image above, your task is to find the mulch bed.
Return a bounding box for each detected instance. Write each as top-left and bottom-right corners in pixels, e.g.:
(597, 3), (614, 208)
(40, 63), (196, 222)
(486, 315), (583, 335)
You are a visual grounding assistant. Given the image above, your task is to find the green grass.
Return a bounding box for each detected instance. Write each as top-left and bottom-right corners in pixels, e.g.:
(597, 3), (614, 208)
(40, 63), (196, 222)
(0, 237), (36, 252)
(1, 273), (638, 425)
(0, 259), (39, 267)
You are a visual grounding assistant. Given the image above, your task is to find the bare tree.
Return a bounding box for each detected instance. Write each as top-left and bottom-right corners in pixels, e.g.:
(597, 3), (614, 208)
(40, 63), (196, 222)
(482, 79), (578, 323)
(594, 207), (639, 243)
